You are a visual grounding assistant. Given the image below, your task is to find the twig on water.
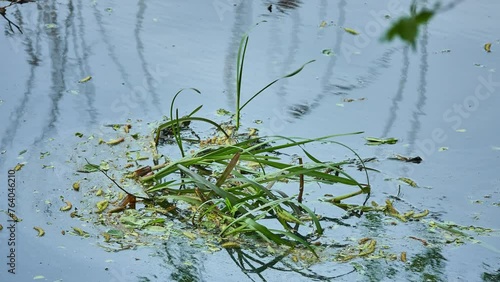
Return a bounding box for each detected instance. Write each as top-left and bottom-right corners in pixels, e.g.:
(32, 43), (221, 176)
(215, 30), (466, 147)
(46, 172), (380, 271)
(84, 158), (152, 201)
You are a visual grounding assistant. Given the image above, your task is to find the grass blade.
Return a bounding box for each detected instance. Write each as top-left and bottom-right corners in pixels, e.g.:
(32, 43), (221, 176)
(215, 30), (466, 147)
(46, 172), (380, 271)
(154, 116), (231, 146)
(169, 88), (201, 123)
(220, 196), (294, 236)
(236, 34), (249, 129)
(239, 60), (315, 111)
(177, 164), (242, 208)
(244, 218), (290, 246)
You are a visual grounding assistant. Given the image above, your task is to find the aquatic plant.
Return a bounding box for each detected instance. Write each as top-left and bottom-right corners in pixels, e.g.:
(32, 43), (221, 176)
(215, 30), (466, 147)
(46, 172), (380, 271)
(129, 27), (372, 255)
(142, 127), (369, 254)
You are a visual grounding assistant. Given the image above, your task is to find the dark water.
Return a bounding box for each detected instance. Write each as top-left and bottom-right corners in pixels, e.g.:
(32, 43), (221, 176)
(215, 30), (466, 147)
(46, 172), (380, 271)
(1, 1), (499, 281)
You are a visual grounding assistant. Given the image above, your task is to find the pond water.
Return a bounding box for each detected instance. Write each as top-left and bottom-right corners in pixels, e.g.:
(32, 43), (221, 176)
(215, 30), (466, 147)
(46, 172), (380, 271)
(1, 0), (499, 281)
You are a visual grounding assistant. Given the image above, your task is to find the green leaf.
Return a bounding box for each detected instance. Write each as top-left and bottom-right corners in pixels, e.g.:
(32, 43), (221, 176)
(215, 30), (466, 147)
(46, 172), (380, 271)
(244, 218), (289, 246)
(106, 229), (125, 238)
(77, 163), (99, 173)
(344, 27), (359, 35)
(177, 164), (242, 208)
(365, 137), (398, 145)
(415, 10), (434, 24)
(99, 161), (110, 171)
(383, 7), (434, 48)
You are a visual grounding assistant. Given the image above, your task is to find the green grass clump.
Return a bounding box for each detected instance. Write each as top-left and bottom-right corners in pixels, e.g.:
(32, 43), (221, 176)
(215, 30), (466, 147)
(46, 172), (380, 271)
(128, 26), (370, 255)
(142, 130), (369, 256)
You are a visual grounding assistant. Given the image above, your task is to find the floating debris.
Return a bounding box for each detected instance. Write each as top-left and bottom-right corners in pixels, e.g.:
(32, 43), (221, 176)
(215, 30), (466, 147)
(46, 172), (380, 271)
(123, 124), (132, 133)
(40, 152), (50, 159)
(216, 108), (231, 116)
(344, 27), (359, 35)
(365, 137), (398, 145)
(412, 209), (429, 219)
(8, 213), (21, 222)
(389, 154), (422, 164)
(71, 227), (90, 237)
(409, 236), (428, 246)
(336, 238), (377, 261)
(322, 49), (334, 56)
(484, 42), (492, 53)
(33, 226), (45, 237)
(221, 242), (241, 249)
(60, 201), (72, 211)
(106, 137), (125, 146)
(77, 163), (99, 173)
(14, 163), (25, 171)
(398, 177), (418, 187)
(343, 97), (366, 102)
(78, 76), (92, 83)
(96, 200), (109, 213)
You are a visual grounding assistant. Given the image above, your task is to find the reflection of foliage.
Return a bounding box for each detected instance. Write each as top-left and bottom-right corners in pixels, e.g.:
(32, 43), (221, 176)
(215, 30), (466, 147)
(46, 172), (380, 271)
(383, 2), (435, 48)
(361, 260), (399, 282)
(162, 241), (201, 282)
(275, 0), (302, 12)
(482, 268), (500, 282)
(384, 0), (467, 48)
(406, 247), (446, 282)
(226, 247), (355, 281)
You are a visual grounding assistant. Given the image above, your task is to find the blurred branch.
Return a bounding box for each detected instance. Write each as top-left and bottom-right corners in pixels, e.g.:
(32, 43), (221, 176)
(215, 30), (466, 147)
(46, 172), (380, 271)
(1, 0), (35, 34)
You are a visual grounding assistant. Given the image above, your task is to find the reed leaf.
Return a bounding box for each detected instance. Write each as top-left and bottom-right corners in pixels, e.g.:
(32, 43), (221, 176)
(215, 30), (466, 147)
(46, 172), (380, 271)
(244, 218), (290, 246)
(239, 59), (315, 112)
(177, 164), (243, 210)
(221, 196), (294, 236)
